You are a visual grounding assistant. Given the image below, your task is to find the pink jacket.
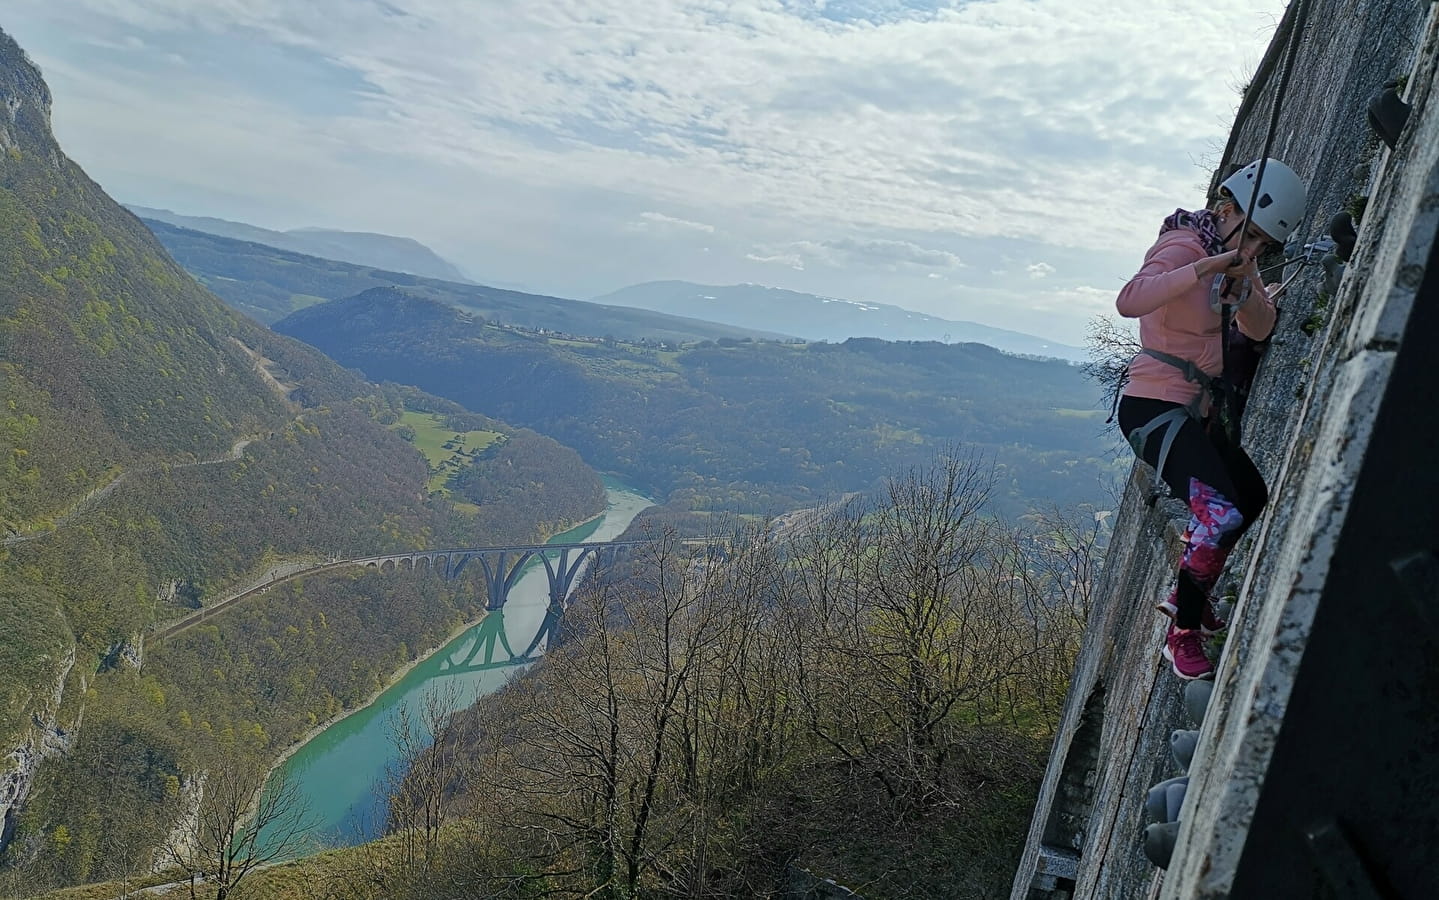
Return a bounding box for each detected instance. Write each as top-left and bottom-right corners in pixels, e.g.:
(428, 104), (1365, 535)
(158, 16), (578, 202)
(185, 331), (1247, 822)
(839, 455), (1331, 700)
(1117, 229), (1276, 410)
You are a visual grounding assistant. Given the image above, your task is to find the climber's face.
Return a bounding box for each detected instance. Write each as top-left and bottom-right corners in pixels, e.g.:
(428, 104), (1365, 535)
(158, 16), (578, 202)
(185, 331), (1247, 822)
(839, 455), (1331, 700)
(1220, 202), (1281, 261)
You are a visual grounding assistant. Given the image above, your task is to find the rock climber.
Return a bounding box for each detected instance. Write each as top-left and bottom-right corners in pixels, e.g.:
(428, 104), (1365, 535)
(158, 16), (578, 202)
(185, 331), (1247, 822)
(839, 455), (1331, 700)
(1114, 158), (1307, 679)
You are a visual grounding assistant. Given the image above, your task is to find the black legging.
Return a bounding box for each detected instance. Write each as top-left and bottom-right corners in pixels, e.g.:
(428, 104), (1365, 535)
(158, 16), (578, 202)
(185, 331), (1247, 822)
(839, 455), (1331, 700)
(1118, 395), (1268, 626)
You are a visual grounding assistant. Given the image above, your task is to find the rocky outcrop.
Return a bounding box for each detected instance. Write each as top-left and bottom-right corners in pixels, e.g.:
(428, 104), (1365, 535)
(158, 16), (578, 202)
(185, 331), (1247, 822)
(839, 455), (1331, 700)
(154, 772), (205, 873)
(157, 577), (203, 613)
(101, 633), (145, 673)
(0, 646), (76, 854)
(0, 30), (55, 159)
(1012, 4), (1439, 898)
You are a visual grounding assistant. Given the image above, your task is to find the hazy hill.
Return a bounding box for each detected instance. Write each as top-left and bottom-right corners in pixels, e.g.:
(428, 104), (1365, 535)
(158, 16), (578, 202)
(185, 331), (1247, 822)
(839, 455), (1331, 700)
(127, 205), (473, 283)
(276, 288), (1119, 515)
(0, 31), (602, 893)
(595, 280), (1086, 361)
(139, 217), (796, 343)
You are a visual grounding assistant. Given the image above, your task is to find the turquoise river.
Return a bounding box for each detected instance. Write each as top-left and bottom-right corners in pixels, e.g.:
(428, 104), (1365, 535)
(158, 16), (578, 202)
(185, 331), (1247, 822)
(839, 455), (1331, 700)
(264, 478), (652, 853)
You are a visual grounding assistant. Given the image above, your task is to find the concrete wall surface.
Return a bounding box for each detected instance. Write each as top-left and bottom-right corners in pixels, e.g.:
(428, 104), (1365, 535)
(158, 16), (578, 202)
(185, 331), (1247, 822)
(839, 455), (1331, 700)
(1012, 3), (1439, 898)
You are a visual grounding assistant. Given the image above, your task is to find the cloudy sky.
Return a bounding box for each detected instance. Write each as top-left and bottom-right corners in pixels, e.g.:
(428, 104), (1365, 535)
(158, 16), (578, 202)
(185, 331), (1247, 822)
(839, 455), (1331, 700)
(4, 0), (1286, 345)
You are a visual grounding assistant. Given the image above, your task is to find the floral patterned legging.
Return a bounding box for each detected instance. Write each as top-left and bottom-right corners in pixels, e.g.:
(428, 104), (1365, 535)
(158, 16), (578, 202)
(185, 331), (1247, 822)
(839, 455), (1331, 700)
(1119, 396), (1269, 629)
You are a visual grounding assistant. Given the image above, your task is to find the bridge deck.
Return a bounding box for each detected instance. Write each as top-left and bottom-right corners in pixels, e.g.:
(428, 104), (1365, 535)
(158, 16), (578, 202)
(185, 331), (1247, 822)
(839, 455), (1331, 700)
(355, 540), (650, 560)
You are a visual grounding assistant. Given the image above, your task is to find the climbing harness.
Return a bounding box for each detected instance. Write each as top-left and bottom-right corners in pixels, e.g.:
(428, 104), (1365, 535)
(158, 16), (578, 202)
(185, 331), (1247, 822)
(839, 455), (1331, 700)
(1124, 348), (1218, 497)
(1131, 4), (1322, 870)
(1115, 234), (1333, 506)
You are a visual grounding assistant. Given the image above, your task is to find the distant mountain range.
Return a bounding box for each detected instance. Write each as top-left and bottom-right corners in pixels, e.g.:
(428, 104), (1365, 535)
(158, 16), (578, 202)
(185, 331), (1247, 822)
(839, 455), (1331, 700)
(130, 207), (1078, 360)
(127, 205), (473, 283)
(594, 281), (1085, 361)
(139, 218), (793, 343)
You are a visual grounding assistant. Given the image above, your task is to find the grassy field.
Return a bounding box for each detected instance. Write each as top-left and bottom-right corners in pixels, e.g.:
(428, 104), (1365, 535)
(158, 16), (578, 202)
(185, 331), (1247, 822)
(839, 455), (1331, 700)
(287, 293), (329, 311)
(391, 410), (504, 494)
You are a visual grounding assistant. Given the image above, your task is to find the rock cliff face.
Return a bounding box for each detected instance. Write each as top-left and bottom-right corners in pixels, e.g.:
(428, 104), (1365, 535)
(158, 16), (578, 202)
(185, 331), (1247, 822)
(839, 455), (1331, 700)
(155, 773), (205, 873)
(0, 647), (76, 853)
(0, 34), (56, 160)
(1, 32), (102, 859)
(1012, 4), (1439, 898)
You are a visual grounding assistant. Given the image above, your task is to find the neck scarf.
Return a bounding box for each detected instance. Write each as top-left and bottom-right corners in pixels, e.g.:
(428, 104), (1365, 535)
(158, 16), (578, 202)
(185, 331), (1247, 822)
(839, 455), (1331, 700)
(1160, 208), (1227, 256)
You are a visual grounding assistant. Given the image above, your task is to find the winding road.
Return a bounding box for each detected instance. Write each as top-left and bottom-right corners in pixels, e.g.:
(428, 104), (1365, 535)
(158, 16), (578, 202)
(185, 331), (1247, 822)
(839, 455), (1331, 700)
(2, 437), (256, 548)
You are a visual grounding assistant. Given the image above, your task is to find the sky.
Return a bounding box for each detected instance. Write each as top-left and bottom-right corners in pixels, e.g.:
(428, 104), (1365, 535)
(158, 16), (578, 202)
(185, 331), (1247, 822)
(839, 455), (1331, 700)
(3, 0), (1287, 345)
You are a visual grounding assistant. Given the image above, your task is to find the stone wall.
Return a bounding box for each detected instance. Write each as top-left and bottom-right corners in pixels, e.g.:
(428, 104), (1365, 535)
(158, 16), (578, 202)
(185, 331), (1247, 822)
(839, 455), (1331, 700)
(1011, 3), (1439, 897)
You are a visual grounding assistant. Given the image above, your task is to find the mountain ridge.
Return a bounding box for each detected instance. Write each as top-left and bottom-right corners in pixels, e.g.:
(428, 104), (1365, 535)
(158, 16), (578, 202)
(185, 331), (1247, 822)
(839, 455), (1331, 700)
(139, 217), (797, 342)
(127, 204), (473, 284)
(594, 279), (1085, 361)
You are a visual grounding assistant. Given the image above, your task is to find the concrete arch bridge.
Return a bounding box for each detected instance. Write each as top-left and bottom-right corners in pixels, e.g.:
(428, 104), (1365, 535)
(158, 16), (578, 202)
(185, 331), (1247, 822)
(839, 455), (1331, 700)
(151, 540), (648, 646)
(351, 540), (649, 611)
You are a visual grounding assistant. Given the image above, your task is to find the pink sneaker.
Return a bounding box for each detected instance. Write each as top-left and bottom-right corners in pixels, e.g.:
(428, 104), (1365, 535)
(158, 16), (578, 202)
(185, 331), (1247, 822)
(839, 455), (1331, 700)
(1155, 591), (1229, 636)
(1162, 625), (1215, 680)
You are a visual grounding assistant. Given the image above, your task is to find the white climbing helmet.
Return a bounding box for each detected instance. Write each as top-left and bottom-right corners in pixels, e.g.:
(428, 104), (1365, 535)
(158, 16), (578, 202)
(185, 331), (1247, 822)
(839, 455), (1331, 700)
(1219, 158), (1307, 242)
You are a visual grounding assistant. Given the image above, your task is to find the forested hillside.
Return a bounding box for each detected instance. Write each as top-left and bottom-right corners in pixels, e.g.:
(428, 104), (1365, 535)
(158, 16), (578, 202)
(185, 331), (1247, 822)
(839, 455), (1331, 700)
(0, 32), (603, 895)
(276, 288), (1121, 515)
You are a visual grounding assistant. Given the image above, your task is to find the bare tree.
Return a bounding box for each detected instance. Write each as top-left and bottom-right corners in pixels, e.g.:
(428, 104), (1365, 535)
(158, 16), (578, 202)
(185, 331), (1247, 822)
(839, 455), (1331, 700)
(383, 681), (471, 875)
(161, 754), (315, 900)
(986, 506), (1103, 732)
(664, 518), (798, 896)
(463, 528), (733, 898)
(438, 466), (1100, 896)
(1080, 315), (1141, 427)
(782, 452), (1069, 815)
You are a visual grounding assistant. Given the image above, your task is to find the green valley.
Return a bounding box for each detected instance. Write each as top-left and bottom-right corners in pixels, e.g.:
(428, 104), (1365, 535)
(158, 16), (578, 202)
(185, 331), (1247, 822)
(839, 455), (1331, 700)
(0, 30), (604, 896)
(2, 19), (1108, 900)
(274, 288), (1122, 517)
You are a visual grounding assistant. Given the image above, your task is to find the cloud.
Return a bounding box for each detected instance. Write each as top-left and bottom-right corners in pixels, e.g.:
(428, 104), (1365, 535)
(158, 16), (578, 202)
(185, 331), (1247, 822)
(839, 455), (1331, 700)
(749, 236), (961, 271)
(633, 211), (716, 233)
(2, 0), (1286, 344)
(1031, 284), (1116, 316)
(818, 237), (962, 268)
(12, 0), (1282, 254)
(1027, 262), (1055, 279)
(746, 250), (807, 269)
